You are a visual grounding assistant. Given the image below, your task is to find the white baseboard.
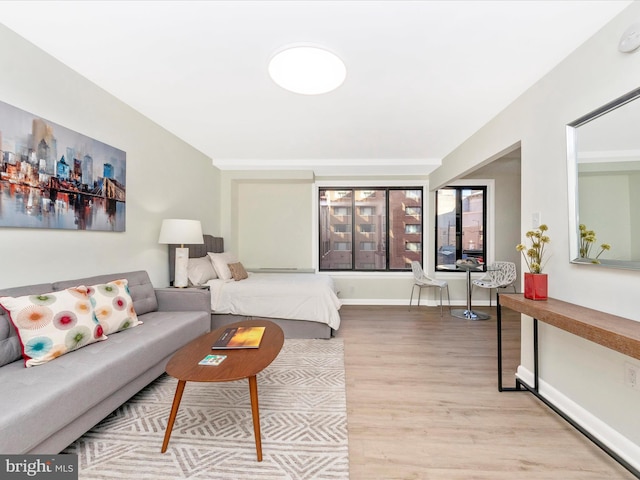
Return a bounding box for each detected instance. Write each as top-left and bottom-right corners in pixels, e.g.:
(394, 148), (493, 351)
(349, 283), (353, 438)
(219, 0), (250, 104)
(516, 366), (640, 473)
(340, 299), (407, 306)
(340, 298), (469, 306)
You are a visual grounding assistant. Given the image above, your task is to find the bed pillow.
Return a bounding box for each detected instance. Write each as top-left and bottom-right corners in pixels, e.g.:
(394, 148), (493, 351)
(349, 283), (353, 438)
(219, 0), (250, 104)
(188, 257), (218, 286)
(207, 251), (239, 281)
(0, 287), (107, 367)
(87, 279), (141, 335)
(228, 262), (249, 281)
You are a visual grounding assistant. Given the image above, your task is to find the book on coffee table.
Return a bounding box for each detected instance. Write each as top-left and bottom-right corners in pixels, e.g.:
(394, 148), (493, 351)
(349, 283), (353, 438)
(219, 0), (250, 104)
(198, 354), (227, 366)
(212, 326), (265, 349)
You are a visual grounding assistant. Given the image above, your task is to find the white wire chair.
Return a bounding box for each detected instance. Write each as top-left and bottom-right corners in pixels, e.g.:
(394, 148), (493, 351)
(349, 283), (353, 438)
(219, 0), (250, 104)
(409, 261), (451, 316)
(471, 261), (517, 306)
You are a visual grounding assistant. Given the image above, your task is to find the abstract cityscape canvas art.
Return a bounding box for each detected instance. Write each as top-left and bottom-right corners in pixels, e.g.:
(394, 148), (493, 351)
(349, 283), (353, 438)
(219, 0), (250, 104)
(0, 100), (126, 232)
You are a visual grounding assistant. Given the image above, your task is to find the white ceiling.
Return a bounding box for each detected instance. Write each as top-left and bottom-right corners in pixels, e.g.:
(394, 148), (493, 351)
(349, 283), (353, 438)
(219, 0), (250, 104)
(0, 1), (634, 176)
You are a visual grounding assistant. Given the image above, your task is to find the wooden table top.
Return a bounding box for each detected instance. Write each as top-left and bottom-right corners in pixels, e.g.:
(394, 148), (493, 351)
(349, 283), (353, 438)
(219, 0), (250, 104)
(165, 319), (284, 383)
(499, 294), (640, 361)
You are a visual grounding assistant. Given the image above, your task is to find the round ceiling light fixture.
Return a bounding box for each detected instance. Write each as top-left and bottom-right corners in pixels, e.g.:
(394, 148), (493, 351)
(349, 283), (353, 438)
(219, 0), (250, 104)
(268, 45), (346, 95)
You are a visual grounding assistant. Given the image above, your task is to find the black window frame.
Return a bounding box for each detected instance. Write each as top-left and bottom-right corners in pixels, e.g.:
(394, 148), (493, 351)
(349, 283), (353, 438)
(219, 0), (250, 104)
(435, 185), (487, 272)
(319, 186), (423, 272)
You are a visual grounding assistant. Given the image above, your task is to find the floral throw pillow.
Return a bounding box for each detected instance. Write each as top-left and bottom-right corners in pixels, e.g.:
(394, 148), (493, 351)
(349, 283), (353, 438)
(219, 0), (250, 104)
(0, 287), (107, 367)
(87, 279), (141, 335)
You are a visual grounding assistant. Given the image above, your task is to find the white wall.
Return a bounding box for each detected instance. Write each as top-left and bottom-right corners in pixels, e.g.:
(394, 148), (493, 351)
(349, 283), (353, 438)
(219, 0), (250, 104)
(430, 2), (640, 468)
(219, 170), (314, 265)
(580, 172), (632, 259)
(0, 24), (220, 288)
(237, 179), (314, 269)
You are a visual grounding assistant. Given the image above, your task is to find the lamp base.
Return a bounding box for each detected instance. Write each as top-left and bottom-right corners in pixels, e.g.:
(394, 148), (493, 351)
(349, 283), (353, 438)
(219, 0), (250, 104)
(174, 247), (189, 288)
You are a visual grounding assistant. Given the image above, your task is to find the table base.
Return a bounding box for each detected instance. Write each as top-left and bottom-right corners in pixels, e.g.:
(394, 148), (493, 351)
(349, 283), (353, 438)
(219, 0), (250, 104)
(451, 308), (490, 320)
(161, 375), (263, 461)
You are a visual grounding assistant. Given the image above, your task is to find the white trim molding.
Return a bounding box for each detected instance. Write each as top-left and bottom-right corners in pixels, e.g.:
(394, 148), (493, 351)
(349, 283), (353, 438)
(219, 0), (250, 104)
(517, 366), (640, 473)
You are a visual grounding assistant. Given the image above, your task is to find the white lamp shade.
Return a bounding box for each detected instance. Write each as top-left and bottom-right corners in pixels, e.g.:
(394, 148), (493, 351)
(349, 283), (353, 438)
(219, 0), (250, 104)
(158, 219), (204, 245)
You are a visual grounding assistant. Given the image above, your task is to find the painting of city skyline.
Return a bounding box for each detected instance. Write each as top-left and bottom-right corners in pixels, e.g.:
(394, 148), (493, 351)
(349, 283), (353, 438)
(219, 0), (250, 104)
(0, 99), (126, 231)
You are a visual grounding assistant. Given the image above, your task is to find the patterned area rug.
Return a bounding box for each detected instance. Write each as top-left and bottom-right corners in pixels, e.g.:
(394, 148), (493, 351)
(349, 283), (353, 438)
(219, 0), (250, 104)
(64, 338), (349, 480)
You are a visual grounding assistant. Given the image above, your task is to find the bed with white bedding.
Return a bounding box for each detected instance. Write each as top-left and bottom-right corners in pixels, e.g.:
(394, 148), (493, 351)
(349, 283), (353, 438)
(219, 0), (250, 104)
(168, 235), (342, 338)
(206, 273), (341, 330)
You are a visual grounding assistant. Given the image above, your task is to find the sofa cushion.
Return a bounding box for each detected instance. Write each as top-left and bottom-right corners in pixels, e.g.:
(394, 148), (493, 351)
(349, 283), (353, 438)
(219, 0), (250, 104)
(53, 271), (158, 316)
(87, 279), (142, 335)
(0, 309), (210, 454)
(0, 287), (107, 367)
(0, 283), (54, 368)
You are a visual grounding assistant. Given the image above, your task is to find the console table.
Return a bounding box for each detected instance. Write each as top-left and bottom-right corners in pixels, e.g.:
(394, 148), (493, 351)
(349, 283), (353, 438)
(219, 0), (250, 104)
(497, 293), (640, 478)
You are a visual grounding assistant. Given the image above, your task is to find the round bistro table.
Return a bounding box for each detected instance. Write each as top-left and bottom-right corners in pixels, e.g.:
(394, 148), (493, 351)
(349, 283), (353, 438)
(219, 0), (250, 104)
(161, 319), (284, 461)
(450, 263), (491, 320)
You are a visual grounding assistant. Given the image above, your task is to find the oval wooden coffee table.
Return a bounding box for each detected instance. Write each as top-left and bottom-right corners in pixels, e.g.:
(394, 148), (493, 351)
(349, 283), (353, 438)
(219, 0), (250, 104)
(161, 319), (284, 460)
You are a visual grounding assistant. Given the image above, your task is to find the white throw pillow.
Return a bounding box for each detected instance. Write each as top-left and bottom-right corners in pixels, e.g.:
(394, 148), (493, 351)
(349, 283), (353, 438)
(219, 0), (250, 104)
(207, 252), (239, 281)
(187, 257), (218, 286)
(0, 287), (107, 367)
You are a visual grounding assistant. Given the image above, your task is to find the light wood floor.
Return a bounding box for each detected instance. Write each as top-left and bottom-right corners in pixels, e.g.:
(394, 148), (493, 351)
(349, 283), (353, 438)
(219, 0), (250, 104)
(335, 305), (636, 480)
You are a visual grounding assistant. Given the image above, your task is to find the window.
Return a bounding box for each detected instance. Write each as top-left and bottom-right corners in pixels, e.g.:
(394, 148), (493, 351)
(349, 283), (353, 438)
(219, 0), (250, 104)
(435, 186), (486, 271)
(405, 242), (421, 252)
(319, 187), (422, 271)
(359, 206), (375, 216)
(334, 241), (351, 251)
(333, 206), (350, 216)
(406, 190), (421, 200)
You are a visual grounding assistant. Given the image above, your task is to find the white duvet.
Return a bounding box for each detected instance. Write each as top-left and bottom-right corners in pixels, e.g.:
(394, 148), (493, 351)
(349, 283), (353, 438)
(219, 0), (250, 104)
(205, 273), (342, 330)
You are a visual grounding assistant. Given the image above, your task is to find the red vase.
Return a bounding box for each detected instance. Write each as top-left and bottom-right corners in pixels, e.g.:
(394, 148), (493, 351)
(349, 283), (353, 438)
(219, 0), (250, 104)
(524, 273), (548, 300)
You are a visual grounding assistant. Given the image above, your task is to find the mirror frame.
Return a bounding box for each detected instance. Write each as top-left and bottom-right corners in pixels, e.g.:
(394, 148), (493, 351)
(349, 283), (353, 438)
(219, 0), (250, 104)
(566, 86), (640, 270)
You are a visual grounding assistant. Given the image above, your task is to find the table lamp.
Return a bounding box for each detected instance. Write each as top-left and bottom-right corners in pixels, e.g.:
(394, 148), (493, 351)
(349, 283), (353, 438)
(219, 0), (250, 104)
(159, 219), (204, 287)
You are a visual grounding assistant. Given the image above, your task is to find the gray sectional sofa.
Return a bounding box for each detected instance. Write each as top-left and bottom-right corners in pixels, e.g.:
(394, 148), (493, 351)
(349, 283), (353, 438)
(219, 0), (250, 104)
(0, 270), (211, 454)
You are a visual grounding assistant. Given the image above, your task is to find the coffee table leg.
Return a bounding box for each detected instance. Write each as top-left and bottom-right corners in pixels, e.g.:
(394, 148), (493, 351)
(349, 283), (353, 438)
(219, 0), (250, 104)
(161, 379), (186, 453)
(248, 375), (262, 461)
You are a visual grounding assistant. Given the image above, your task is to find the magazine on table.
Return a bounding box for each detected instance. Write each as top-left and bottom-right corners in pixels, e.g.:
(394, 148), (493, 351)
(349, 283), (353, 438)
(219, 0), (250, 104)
(212, 326), (265, 349)
(198, 354), (227, 366)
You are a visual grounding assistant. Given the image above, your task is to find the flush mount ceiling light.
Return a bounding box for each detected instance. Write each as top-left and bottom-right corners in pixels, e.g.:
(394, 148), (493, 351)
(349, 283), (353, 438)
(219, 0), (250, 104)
(268, 46), (346, 95)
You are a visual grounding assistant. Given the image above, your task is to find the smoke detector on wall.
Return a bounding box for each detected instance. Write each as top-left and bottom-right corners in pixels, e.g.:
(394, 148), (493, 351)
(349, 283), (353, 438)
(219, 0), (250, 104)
(618, 22), (640, 53)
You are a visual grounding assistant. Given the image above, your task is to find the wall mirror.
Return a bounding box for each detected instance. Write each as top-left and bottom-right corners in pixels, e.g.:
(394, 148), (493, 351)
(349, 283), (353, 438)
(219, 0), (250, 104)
(567, 86), (640, 270)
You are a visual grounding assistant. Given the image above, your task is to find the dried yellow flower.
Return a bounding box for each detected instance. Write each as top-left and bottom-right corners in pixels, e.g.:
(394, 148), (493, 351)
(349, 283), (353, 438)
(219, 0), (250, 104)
(578, 224), (611, 261)
(516, 224), (550, 274)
